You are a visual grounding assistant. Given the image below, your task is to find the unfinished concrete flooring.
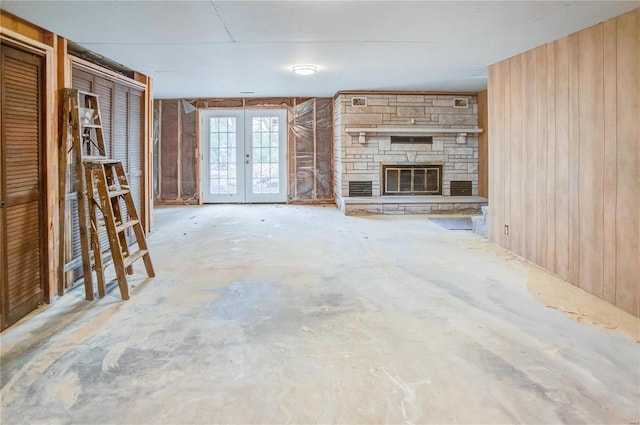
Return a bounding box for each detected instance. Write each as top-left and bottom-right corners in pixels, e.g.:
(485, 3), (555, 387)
(1, 205), (639, 424)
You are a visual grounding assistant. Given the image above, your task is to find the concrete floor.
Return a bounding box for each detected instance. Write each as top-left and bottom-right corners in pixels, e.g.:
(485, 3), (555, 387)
(1, 204), (639, 424)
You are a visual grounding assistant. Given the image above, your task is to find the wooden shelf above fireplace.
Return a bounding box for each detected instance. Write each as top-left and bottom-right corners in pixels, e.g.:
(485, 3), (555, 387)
(345, 127), (483, 144)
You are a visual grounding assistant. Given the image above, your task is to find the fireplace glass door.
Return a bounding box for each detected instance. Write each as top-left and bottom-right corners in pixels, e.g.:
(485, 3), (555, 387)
(383, 165), (442, 195)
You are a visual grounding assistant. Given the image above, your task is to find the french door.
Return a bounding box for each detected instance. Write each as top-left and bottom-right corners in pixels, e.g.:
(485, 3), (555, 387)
(200, 109), (287, 203)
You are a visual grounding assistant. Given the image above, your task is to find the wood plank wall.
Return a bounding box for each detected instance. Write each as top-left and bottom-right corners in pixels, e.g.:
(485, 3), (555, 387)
(488, 8), (639, 317)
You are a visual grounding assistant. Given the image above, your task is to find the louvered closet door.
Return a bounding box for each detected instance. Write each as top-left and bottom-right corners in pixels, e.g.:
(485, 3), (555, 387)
(128, 89), (143, 219)
(0, 43), (45, 329)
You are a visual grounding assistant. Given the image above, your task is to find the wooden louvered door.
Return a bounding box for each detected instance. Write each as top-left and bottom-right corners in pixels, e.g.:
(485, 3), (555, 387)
(0, 43), (45, 329)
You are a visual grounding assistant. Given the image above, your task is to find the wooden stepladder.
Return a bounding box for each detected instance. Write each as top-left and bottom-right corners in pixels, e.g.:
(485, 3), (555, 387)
(60, 88), (154, 300)
(84, 159), (154, 300)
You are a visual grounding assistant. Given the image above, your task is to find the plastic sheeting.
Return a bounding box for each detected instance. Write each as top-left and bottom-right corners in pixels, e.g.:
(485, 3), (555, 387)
(289, 98), (333, 201)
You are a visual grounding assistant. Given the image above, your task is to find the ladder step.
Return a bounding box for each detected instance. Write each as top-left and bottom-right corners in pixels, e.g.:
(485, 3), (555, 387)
(115, 219), (139, 233)
(78, 90), (98, 98)
(83, 157), (118, 164)
(108, 189), (130, 198)
(82, 124), (102, 129)
(122, 249), (148, 269)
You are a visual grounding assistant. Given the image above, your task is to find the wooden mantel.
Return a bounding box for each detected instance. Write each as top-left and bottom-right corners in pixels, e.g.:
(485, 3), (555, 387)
(345, 127), (483, 144)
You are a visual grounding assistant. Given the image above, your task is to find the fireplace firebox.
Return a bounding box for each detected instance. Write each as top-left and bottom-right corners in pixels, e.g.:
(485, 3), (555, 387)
(382, 164), (442, 195)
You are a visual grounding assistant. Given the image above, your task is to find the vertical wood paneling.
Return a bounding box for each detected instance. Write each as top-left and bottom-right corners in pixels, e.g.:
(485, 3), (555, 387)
(554, 38), (570, 281)
(487, 8), (640, 317)
(536, 46), (548, 269)
(490, 61), (506, 245)
(502, 60), (511, 251)
(509, 56), (523, 256)
(577, 25), (605, 297)
(567, 33), (581, 286)
(545, 43), (557, 274)
(487, 64), (499, 242)
(615, 10), (640, 316)
(602, 19), (618, 304)
(522, 49), (538, 262)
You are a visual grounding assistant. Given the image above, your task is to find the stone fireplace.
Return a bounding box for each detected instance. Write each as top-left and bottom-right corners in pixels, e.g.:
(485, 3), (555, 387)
(333, 92), (488, 215)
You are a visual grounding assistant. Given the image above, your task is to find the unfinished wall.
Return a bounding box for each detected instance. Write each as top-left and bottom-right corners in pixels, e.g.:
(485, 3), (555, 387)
(488, 8), (639, 317)
(154, 97), (333, 204)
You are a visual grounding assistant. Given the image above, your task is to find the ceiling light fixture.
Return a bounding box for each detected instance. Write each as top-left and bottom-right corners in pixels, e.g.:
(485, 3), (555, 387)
(292, 64), (317, 75)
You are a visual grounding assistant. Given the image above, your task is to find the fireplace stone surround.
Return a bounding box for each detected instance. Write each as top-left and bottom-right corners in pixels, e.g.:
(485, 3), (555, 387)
(334, 93), (488, 215)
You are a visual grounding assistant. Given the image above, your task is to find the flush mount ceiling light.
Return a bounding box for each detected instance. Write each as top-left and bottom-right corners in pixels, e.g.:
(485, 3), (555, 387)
(292, 64), (317, 75)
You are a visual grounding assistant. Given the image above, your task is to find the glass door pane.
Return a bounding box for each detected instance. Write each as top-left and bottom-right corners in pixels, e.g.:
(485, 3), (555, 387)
(245, 110), (287, 203)
(209, 116), (237, 195)
(200, 110), (244, 203)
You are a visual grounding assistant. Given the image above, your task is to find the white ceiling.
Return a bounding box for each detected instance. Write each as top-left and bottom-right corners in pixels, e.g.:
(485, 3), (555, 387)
(2, 1), (638, 98)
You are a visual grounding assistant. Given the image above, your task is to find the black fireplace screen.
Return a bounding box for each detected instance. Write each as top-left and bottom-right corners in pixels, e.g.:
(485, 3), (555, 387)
(383, 165), (442, 195)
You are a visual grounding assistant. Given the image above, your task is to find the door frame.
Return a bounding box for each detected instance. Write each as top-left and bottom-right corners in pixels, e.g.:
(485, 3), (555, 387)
(199, 108), (288, 204)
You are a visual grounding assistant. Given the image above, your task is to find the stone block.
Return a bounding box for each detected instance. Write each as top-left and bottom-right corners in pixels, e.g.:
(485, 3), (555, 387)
(345, 205), (383, 215)
(366, 98), (390, 106)
(468, 163), (478, 173)
(425, 106), (469, 115)
(432, 140), (444, 151)
(379, 138), (391, 151)
(343, 172), (377, 180)
(354, 163), (367, 170)
(415, 154), (446, 162)
(403, 205), (433, 214)
(375, 154), (409, 162)
(396, 106), (425, 118)
(346, 147), (379, 155)
(444, 147), (473, 155)
(341, 114), (383, 125)
(346, 106), (396, 114)
(433, 99), (453, 107)
(438, 114), (478, 126)
(396, 95), (425, 103)
(454, 204), (483, 214)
